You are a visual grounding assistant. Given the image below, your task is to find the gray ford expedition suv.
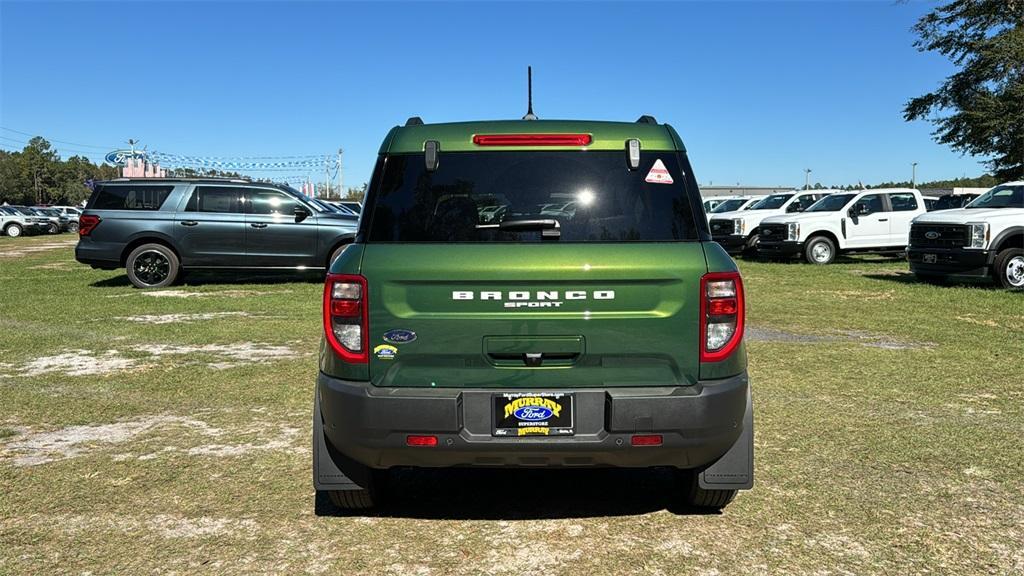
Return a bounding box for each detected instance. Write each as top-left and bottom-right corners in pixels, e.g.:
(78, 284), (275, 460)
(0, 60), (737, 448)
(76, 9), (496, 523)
(75, 178), (358, 288)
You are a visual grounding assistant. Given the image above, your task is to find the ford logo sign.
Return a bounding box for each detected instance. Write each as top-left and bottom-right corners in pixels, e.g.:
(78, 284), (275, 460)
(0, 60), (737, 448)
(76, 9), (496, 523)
(382, 329), (417, 344)
(514, 406), (553, 421)
(924, 231), (940, 240)
(104, 149), (148, 166)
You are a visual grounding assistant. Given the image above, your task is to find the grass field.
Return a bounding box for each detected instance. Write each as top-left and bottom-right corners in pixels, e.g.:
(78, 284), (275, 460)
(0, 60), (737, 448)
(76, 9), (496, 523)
(1, 234), (1022, 575)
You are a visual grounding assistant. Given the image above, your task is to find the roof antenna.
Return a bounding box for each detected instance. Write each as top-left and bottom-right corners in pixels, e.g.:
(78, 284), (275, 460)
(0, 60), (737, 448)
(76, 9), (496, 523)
(522, 66), (538, 120)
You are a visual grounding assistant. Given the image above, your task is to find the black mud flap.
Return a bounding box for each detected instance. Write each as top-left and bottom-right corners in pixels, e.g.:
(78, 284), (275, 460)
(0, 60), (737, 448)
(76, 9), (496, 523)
(699, 387), (754, 490)
(313, 390), (372, 491)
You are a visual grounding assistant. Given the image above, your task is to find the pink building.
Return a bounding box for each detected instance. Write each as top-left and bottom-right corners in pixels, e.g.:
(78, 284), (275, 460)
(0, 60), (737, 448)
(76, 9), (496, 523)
(121, 157), (166, 178)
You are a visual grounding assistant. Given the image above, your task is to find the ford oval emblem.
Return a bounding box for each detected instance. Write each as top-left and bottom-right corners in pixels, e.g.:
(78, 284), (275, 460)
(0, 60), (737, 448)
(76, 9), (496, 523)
(514, 406), (553, 421)
(382, 329), (417, 344)
(924, 231), (940, 240)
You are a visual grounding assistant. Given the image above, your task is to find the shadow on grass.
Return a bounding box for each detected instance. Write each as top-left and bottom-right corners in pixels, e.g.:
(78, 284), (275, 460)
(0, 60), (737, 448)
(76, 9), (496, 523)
(862, 272), (999, 290)
(738, 254), (906, 267)
(314, 467), (723, 520)
(89, 270), (322, 289)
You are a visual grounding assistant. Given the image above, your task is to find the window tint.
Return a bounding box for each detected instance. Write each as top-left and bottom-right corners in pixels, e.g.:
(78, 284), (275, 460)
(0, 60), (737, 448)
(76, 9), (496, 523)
(89, 184), (174, 210)
(710, 199), (747, 213)
(185, 186), (243, 213)
(751, 194), (793, 210)
(248, 189), (298, 216)
(888, 193), (918, 211)
(806, 193), (855, 212)
(966, 185), (1024, 209)
(854, 194), (884, 214)
(366, 151), (699, 243)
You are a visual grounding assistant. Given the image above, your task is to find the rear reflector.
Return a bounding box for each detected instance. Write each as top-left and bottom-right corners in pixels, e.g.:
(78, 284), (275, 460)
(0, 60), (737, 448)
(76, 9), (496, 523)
(473, 133), (592, 147)
(631, 434), (663, 446)
(78, 214), (100, 236)
(406, 435), (438, 447)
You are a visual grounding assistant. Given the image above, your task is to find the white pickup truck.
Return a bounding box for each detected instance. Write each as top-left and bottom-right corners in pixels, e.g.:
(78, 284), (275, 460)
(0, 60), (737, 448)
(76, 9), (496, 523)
(758, 188), (927, 264)
(708, 190), (835, 255)
(907, 182), (1024, 289)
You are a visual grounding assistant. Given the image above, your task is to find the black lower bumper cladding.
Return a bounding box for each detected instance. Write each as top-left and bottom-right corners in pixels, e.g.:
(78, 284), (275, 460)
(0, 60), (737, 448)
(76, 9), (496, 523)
(314, 372), (753, 492)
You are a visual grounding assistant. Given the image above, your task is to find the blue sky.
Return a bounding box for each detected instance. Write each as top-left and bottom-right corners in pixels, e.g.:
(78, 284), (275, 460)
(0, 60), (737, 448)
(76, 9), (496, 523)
(0, 0), (986, 189)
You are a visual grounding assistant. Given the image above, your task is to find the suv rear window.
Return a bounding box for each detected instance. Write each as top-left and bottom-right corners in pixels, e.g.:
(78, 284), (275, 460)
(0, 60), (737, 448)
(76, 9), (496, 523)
(89, 184), (174, 211)
(365, 151), (699, 242)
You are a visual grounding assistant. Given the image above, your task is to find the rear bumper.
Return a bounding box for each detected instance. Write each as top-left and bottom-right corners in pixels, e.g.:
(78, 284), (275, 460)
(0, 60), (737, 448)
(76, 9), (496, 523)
(75, 239), (122, 269)
(907, 246), (995, 278)
(757, 240), (803, 257)
(316, 372), (749, 471)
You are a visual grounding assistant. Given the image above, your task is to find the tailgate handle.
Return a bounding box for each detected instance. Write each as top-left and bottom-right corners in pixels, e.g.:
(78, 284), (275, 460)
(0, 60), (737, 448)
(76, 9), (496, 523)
(487, 352), (580, 368)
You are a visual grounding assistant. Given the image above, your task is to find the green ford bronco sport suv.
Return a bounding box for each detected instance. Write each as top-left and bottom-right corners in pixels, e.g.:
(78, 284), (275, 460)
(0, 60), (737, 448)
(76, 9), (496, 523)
(314, 117), (752, 512)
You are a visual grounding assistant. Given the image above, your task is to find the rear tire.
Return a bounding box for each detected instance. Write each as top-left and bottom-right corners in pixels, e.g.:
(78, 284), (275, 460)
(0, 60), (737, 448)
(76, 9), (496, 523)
(324, 470), (386, 511)
(125, 243), (180, 289)
(328, 244), (348, 268)
(46, 222), (59, 234)
(4, 223), (22, 237)
(326, 488), (376, 510)
(67, 221), (79, 233)
(678, 471), (737, 511)
(993, 248), (1024, 291)
(804, 235), (836, 265)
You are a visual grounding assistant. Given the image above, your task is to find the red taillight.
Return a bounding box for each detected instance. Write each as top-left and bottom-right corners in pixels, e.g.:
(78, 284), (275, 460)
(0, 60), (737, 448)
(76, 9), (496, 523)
(472, 133), (592, 147)
(406, 435), (438, 447)
(78, 214), (100, 236)
(631, 434), (663, 446)
(323, 274), (368, 363)
(699, 271), (745, 362)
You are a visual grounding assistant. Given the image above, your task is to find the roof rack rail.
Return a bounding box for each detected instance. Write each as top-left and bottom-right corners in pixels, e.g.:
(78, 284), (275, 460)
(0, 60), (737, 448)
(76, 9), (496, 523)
(636, 115), (658, 125)
(405, 116), (424, 126)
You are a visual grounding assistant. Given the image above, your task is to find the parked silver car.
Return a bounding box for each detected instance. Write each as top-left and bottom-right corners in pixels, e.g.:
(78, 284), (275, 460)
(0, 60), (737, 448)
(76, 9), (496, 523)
(50, 206), (82, 232)
(0, 206), (46, 237)
(32, 207), (71, 233)
(14, 206), (65, 234)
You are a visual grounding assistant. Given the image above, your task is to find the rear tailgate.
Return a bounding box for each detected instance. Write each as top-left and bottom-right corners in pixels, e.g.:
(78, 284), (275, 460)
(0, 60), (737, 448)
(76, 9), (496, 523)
(362, 243), (708, 388)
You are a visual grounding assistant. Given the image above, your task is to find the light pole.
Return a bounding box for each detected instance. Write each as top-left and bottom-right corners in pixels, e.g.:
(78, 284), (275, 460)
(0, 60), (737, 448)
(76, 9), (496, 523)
(342, 147), (350, 199)
(804, 169), (812, 190)
(911, 162), (918, 188)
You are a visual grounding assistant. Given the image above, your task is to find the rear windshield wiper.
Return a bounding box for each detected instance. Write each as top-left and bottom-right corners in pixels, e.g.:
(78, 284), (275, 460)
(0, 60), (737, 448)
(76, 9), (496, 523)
(476, 218), (560, 239)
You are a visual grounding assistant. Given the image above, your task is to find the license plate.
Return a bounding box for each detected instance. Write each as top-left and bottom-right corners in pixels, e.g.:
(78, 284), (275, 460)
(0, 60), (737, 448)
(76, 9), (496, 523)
(493, 392), (574, 437)
(923, 254), (937, 264)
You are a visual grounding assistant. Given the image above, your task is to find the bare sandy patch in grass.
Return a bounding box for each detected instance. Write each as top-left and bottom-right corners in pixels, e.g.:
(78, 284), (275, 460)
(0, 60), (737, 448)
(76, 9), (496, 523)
(28, 261), (73, 270)
(813, 289), (896, 301)
(106, 288), (294, 299)
(137, 342), (301, 369)
(3, 341), (302, 379)
(19, 349), (137, 377)
(1, 415), (221, 466)
(114, 311), (255, 325)
(0, 239), (77, 258)
(836, 329), (936, 350)
(37, 513), (260, 539)
(186, 424), (303, 458)
(747, 326), (935, 350)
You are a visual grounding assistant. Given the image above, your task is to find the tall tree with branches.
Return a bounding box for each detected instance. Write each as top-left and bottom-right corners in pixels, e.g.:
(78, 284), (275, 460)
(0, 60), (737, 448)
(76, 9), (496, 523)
(904, 0), (1024, 180)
